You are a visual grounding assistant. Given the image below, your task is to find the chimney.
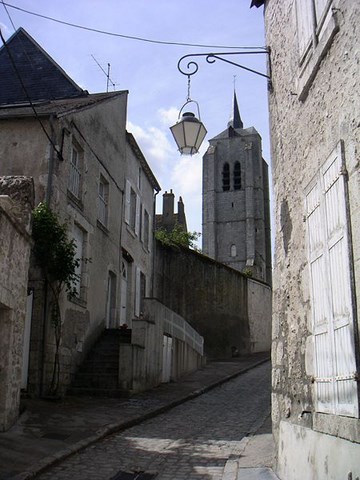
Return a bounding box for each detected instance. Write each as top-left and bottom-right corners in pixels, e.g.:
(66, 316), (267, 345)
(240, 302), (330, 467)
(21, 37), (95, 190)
(177, 196), (187, 230)
(162, 189), (175, 230)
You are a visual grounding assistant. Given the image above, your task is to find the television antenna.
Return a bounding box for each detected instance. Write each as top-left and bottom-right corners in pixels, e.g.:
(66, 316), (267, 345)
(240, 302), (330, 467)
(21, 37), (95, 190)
(91, 54), (117, 92)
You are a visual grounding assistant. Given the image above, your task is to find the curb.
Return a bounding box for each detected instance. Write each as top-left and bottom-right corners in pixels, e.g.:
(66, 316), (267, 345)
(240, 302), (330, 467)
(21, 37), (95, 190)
(11, 357), (270, 480)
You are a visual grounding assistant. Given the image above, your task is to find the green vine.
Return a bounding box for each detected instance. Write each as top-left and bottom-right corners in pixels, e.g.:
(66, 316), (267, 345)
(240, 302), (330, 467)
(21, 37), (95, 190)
(32, 202), (80, 395)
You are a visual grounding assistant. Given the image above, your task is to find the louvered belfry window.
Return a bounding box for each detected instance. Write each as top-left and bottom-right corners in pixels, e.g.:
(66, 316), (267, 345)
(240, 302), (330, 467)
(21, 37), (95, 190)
(222, 163), (230, 191)
(305, 142), (358, 417)
(234, 161), (241, 190)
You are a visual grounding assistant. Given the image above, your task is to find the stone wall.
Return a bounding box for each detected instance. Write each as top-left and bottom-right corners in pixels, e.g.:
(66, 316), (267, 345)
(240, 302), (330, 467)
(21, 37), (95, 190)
(0, 176), (34, 430)
(263, 0), (360, 477)
(154, 240), (271, 359)
(118, 298), (204, 394)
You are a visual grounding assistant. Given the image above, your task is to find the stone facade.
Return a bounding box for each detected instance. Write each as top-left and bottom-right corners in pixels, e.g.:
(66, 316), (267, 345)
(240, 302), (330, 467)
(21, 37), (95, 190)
(202, 106), (271, 285)
(0, 92), (130, 396)
(121, 132), (160, 325)
(259, 0), (360, 477)
(0, 176), (33, 430)
(154, 241), (271, 359)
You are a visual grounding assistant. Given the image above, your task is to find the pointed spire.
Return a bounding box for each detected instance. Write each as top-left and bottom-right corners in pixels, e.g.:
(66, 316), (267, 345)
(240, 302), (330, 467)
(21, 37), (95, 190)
(228, 90), (243, 129)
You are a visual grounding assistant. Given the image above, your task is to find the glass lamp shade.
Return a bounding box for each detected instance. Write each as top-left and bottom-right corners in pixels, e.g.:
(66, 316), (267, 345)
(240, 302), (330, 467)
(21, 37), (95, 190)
(170, 112), (207, 155)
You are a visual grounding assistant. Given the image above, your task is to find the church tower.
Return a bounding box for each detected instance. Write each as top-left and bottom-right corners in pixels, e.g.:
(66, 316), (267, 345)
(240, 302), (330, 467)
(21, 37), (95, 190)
(202, 92), (271, 284)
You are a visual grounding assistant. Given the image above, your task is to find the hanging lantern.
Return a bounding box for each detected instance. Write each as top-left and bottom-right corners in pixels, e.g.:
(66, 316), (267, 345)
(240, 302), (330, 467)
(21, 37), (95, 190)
(170, 107), (207, 155)
(170, 75), (207, 155)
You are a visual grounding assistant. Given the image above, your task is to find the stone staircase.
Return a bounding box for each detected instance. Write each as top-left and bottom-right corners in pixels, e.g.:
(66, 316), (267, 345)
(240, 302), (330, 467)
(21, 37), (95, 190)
(67, 328), (131, 397)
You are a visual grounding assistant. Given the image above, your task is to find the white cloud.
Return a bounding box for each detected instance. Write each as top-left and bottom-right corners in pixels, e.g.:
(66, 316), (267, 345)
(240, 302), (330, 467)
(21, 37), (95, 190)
(126, 120), (173, 175)
(158, 106), (179, 127)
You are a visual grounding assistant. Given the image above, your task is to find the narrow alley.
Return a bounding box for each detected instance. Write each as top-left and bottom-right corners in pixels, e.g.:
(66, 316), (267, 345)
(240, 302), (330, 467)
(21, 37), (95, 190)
(34, 362), (271, 480)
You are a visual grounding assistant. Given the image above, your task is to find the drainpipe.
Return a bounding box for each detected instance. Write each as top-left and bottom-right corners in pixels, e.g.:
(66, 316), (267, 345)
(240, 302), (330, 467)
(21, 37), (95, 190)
(151, 189), (160, 297)
(41, 115), (56, 395)
(45, 115), (56, 205)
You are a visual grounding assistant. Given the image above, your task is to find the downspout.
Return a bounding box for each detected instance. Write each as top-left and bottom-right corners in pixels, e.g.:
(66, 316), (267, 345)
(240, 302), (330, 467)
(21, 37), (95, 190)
(45, 115), (56, 205)
(151, 189), (160, 297)
(40, 115), (56, 395)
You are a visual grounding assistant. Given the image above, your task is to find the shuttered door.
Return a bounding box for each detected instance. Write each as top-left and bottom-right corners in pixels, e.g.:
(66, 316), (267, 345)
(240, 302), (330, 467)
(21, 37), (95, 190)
(306, 143), (358, 417)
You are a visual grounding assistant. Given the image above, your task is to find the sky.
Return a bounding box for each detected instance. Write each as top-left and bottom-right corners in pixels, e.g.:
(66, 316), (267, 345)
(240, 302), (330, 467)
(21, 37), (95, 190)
(0, 0), (270, 242)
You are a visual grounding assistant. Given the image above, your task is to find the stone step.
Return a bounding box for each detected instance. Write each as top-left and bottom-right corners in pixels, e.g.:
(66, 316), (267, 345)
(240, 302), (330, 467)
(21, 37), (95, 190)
(78, 365), (119, 374)
(68, 329), (132, 396)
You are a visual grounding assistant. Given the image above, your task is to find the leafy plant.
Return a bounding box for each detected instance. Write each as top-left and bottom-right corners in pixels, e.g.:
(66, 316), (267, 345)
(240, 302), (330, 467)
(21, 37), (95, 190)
(32, 202), (80, 395)
(155, 223), (201, 250)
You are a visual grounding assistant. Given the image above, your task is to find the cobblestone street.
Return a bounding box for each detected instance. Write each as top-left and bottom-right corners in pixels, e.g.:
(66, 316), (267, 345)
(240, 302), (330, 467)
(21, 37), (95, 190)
(35, 362), (271, 480)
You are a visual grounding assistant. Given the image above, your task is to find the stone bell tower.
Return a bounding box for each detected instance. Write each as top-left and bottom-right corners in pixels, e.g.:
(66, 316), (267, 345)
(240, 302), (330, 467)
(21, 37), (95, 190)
(202, 91), (271, 284)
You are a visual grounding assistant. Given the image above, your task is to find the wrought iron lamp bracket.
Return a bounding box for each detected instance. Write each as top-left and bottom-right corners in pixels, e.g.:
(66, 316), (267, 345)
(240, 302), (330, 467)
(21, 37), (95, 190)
(177, 49), (272, 91)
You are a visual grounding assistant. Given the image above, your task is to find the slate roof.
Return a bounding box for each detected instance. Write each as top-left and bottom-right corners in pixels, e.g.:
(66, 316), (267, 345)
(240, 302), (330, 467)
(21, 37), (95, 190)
(0, 28), (86, 105)
(209, 125), (260, 142)
(227, 91), (243, 129)
(0, 91), (128, 119)
(250, 0), (264, 7)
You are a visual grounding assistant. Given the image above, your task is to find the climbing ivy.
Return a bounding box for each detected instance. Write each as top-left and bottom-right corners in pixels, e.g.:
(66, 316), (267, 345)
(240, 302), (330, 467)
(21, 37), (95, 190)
(32, 202), (80, 395)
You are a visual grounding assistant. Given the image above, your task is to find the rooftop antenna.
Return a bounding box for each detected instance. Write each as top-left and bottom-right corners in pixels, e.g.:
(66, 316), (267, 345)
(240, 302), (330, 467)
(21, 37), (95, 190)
(91, 54), (116, 92)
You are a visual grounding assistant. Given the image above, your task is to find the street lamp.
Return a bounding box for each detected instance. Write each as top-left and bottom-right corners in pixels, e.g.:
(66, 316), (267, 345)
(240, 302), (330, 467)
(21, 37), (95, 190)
(170, 100), (207, 155)
(170, 49), (271, 155)
(170, 73), (207, 156)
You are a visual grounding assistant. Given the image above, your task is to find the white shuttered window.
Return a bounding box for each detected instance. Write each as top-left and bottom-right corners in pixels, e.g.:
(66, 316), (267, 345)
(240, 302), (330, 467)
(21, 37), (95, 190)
(305, 142), (358, 417)
(296, 0), (334, 61)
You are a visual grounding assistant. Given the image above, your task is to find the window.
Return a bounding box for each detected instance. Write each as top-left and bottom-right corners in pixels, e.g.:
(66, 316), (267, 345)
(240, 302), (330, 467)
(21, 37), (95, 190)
(125, 180), (140, 235)
(295, 0), (339, 100)
(234, 162), (241, 190)
(130, 188), (137, 231)
(222, 163), (230, 191)
(143, 209), (150, 250)
(305, 142), (358, 417)
(296, 0), (332, 61)
(230, 244), (237, 257)
(98, 175), (109, 227)
(134, 267), (145, 317)
(68, 145), (82, 198)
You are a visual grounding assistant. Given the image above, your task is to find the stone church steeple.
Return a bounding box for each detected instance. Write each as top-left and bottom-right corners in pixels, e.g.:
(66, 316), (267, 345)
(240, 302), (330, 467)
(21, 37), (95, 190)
(227, 91), (243, 129)
(202, 92), (271, 284)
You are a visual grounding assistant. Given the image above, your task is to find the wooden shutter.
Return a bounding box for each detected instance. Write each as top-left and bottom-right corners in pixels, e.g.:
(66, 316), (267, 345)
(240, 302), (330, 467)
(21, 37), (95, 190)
(306, 142), (358, 417)
(295, 0), (313, 57)
(135, 195), (140, 236)
(135, 266), (141, 317)
(124, 180), (131, 224)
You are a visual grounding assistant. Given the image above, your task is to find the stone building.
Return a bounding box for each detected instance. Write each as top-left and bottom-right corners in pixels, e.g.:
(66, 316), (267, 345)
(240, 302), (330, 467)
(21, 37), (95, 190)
(0, 177), (34, 430)
(122, 132), (161, 322)
(155, 190), (187, 233)
(252, 0), (360, 478)
(202, 92), (271, 284)
(0, 28), (158, 396)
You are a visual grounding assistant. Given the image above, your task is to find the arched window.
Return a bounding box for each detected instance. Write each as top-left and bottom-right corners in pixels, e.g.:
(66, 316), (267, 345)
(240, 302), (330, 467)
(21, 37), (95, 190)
(222, 163), (230, 191)
(230, 244), (237, 257)
(234, 161), (241, 190)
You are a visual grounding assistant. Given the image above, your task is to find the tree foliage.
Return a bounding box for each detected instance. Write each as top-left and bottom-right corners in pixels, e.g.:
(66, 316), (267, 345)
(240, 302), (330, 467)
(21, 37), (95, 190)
(155, 223), (201, 250)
